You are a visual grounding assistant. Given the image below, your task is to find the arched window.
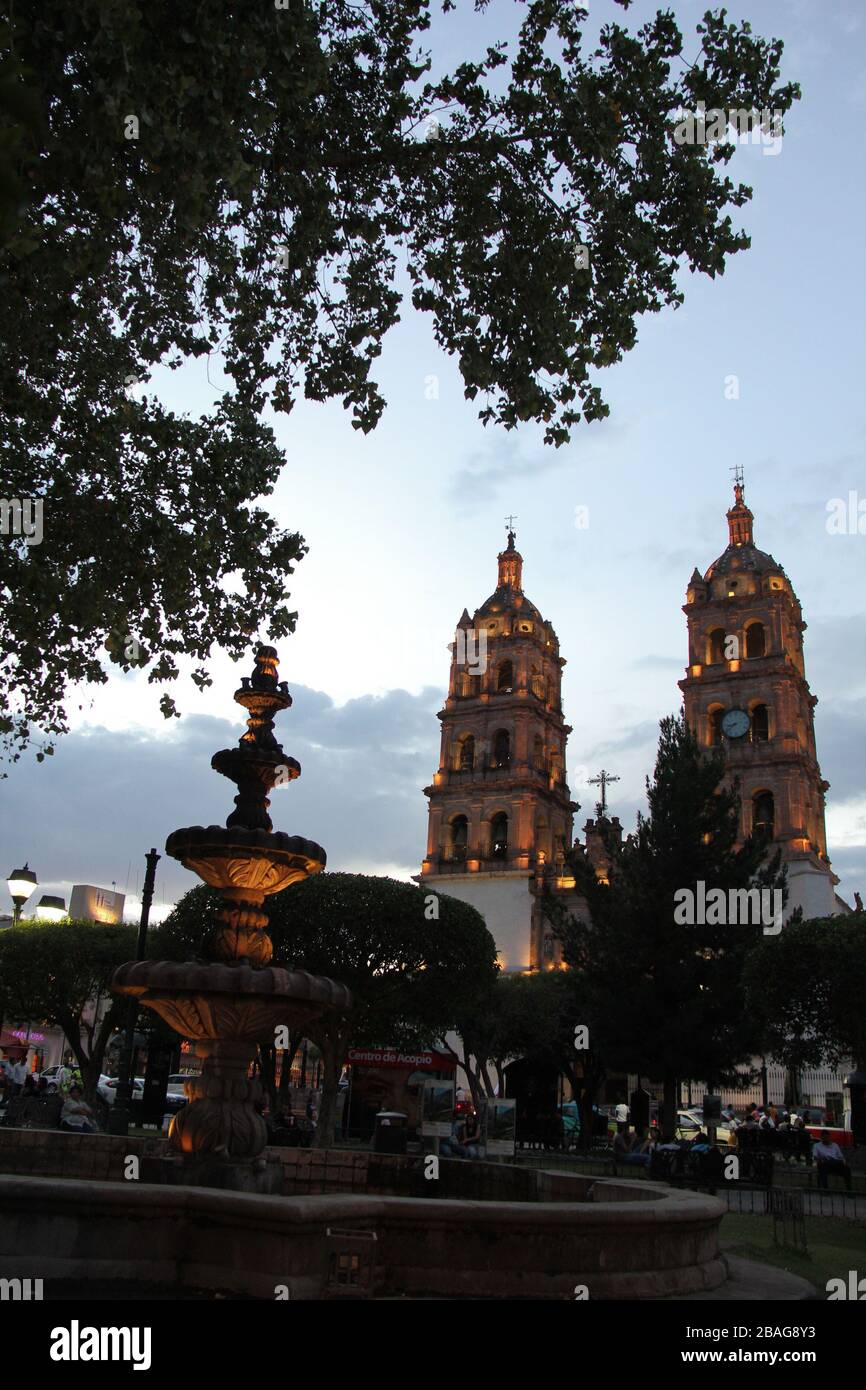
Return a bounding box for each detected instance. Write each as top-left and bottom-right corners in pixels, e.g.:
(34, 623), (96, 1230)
(752, 791), (775, 835)
(458, 734), (475, 771)
(746, 623), (766, 659)
(530, 666), (545, 700)
(751, 704), (769, 742)
(491, 813), (508, 859)
(708, 628), (727, 664)
(450, 815), (468, 861)
(533, 734), (545, 771)
(497, 660), (513, 692)
(709, 708), (724, 745)
(492, 729), (511, 768)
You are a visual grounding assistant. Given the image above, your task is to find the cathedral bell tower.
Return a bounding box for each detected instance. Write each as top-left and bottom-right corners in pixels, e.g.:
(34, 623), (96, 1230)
(420, 528), (578, 970)
(679, 478), (840, 920)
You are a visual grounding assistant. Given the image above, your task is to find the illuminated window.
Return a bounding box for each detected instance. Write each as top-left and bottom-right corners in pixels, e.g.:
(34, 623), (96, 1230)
(331, 1252), (361, 1286)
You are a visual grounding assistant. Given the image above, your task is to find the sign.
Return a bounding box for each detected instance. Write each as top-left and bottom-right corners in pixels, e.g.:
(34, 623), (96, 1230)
(484, 1099), (517, 1157)
(420, 1079), (455, 1138)
(702, 1094), (722, 1123)
(69, 884), (126, 925)
(346, 1047), (455, 1072)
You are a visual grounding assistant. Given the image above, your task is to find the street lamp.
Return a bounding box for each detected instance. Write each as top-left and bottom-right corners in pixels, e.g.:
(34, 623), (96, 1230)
(36, 895), (67, 923)
(7, 863), (37, 925)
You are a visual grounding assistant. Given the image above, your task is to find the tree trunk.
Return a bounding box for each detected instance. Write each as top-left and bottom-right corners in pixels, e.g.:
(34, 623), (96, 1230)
(313, 1034), (342, 1150)
(661, 1075), (678, 1143)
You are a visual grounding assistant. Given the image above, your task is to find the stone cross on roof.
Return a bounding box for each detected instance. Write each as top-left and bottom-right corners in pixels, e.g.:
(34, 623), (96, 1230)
(589, 768), (620, 818)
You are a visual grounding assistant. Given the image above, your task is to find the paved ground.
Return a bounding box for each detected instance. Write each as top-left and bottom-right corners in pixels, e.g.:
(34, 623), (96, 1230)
(670, 1255), (818, 1301)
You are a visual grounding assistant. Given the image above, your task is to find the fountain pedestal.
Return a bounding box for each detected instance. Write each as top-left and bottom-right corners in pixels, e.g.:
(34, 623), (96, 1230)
(112, 647), (351, 1189)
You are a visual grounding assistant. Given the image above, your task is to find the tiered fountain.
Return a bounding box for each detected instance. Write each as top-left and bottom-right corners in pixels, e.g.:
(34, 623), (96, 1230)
(112, 646), (351, 1191)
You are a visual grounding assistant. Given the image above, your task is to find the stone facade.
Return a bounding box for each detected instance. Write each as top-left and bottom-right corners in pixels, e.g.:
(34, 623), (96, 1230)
(679, 483), (843, 919)
(419, 531), (580, 970)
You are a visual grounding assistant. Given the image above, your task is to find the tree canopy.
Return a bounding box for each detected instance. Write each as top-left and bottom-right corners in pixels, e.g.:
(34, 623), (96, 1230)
(0, 918), (137, 1095)
(744, 914), (866, 1073)
(1, 0), (798, 758)
(156, 871), (498, 1144)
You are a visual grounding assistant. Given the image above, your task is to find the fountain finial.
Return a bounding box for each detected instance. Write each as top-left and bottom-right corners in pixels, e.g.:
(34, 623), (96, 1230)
(212, 646), (300, 833)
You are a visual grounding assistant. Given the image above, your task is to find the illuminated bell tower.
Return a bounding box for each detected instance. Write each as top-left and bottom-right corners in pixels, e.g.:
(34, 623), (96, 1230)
(679, 478), (840, 920)
(420, 528), (578, 970)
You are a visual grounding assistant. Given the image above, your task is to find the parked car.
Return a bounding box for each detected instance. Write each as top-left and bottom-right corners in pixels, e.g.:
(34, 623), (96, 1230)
(97, 1075), (144, 1106)
(165, 1074), (195, 1112)
(39, 1065), (65, 1093)
(675, 1110), (733, 1145)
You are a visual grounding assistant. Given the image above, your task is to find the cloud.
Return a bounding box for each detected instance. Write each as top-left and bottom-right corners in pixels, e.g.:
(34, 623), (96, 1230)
(446, 435), (565, 503)
(0, 684), (445, 917)
(631, 654), (683, 672)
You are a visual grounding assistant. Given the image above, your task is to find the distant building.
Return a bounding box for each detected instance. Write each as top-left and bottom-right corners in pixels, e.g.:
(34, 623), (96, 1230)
(69, 884), (126, 924)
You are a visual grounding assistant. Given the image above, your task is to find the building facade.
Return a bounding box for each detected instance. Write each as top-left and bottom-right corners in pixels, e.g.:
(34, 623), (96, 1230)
(679, 481), (843, 920)
(419, 531), (580, 971)
(420, 499), (848, 977)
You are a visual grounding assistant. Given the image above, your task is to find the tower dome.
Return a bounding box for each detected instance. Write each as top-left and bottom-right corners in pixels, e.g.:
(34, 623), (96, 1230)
(704, 481), (786, 582)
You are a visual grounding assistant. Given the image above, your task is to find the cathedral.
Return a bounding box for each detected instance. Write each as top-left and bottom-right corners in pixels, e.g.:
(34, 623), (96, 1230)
(419, 481), (847, 971)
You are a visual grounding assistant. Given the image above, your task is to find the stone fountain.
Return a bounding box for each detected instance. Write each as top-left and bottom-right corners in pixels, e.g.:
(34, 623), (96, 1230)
(112, 646), (351, 1191)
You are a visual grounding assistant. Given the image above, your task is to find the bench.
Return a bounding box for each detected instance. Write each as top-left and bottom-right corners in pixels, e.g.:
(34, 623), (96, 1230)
(649, 1145), (772, 1192)
(2, 1095), (64, 1130)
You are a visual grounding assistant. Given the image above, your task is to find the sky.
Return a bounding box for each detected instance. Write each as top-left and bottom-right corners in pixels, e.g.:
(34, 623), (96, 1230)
(2, 0), (864, 922)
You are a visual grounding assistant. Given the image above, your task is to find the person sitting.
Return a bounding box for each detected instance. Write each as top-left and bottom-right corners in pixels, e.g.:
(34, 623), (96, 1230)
(458, 1111), (482, 1159)
(60, 1085), (98, 1133)
(621, 1128), (652, 1167)
(440, 1113), (471, 1159)
(813, 1130), (852, 1191)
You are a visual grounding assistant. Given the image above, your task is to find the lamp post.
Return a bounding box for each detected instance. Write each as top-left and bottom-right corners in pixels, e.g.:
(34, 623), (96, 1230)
(108, 849), (160, 1137)
(7, 864), (37, 925)
(36, 895), (67, 923)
